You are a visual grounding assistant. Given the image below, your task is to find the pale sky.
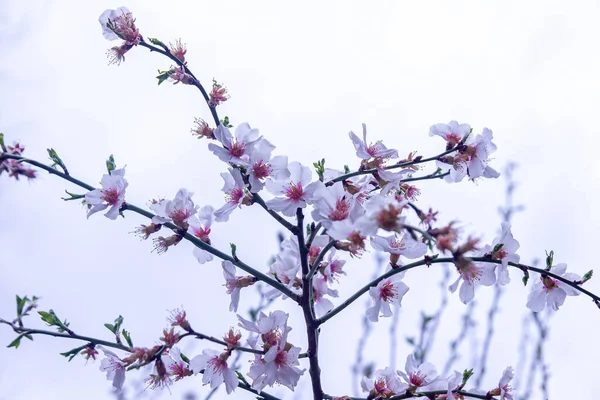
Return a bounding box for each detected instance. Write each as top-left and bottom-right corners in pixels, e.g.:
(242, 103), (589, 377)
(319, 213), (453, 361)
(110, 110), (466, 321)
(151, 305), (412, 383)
(2, 1), (600, 399)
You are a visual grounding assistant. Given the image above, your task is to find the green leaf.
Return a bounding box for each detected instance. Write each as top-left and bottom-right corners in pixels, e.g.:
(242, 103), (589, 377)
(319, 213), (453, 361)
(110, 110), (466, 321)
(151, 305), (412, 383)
(343, 165), (350, 174)
(122, 329), (133, 347)
(104, 323), (115, 334)
(492, 243), (504, 253)
(16, 295), (27, 316)
(220, 116), (233, 128)
(179, 352), (190, 364)
(38, 311), (55, 326)
(148, 37), (167, 49)
(582, 269), (594, 284)
(113, 315), (124, 333)
(0, 132), (4, 148)
(106, 154), (116, 174)
(60, 344), (88, 362)
(230, 243), (238, 259)
(47, 148), (65, 171)
(545, 250), (554, 270)
(62, 190), (85, 201)
(461, 368), (474, 386)
(156, 69), (172, 85)
(7, 336), (22, 349)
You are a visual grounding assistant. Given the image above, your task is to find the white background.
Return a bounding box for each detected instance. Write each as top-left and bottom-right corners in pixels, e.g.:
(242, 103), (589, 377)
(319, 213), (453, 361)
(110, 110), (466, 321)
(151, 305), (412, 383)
(1, 1), (600, 399)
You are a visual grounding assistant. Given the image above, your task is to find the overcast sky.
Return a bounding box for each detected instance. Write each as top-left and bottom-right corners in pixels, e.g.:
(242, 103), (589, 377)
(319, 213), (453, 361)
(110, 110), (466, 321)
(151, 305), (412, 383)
(2, 1), (600, 399)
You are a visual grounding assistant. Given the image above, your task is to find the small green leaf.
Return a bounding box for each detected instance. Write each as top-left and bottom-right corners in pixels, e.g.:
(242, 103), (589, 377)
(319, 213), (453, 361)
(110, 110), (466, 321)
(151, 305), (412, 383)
(156, 69), (172, 85)
(461, 368), (474, 386)
(47, 148), (65, 171)
(62, 190), (85, 201)
(0, 132), (5, 148)
(104, 323), (116, 334)
(492, 243), (504, 253)
(343, 165), (350, 174)
(60, 344), (88, 362)
(148, 37), (167, 50)
(179, 352), (190, 364)
(7, 336), (22, 349)
(230, 243), (238, 259)
(220, 116), (233, 128)
(582, 269), (593, 284)
(545, 250), (554, 270)
(38, 311), (55, 326)
(106, 154), (116, 174)
(122, 329), (133, 347)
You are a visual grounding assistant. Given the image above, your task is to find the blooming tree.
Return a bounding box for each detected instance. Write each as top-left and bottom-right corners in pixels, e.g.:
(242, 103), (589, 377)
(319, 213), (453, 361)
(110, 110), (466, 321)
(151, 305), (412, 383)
(1, 6), (599, 400)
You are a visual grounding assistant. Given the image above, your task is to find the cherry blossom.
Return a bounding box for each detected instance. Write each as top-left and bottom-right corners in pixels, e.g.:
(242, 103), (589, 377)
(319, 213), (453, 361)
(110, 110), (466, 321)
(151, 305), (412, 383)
(361, 367), (408, 398)
(209, 123), (261, 167)
(487, 367), (515, 400)
(214, 168), (250, 222)
(449, 259), (496, 304)
(485, 222), (520, 285)
(265, 161), (317, 217)
(310, 181), (360, 228)
(222, 261), (257, 312)
(190, 349), (238, 394)
(247, 138), (290, 192)
(161, 347), (192, 382)
(366, 272), (409, 322)
(150, 188), (198, 229)
(429, 121), (471, 148)
(84, 168), (128, 220)
(526, 263), (581, 312)
(370, 232), (428, 265)
(349, 123), (398, 166)
(398, 354), (445, 392)
(311, 275), (338, 317)
(97, 346), (126, 391)
(189, 205), (214, 264)
(98, 7), (141, 45)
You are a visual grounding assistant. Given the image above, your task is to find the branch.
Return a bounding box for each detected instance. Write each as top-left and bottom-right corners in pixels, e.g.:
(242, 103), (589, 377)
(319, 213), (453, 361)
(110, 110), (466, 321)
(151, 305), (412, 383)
(2, 154), (299, 302)
(252, 192), (298, 234)
(325, 146), (458, 186)
(318, 256), (600, 326)
(296, 208), (324, 400)
(137, 39), (220, 127)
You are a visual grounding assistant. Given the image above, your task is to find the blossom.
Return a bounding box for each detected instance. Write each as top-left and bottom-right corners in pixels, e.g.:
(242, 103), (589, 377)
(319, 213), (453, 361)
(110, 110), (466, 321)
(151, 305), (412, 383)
(366, 272), (409, 322)
(485, 222), (520, 285)
(209, 123), (261, 166)
(246, 325), (305, 392)
(0, 141), (37, 180)
(99, 7), (141, 45)
(247, 138), (290, 192)
(265, 162), (317, 217)
(429, 121), (471, 148)
(191, 118), (215, 139)
(161, 347), (192, 382)
(449, 259), (496, 304)
(168, 66), (195, 85)
(222, 261), (257, 312)
(150, 188), (198, 229)
(310, 181), (360, 228)
(237, 310), (290, 350)
(359, 195), (407, 234)
(361, 367), (408, 398)
(487, 367), (514, 400)
(267, 250), (302, 297)
(526, 263), (581, 312)
(214, 168), (249, 222)
(98, 346), (126, 391)
(209, 79), (229, 107)
(169, 39), (187, 63)
(190, 349), (238, 394)
(312, 275), (338, 317)
(84, 168), (128, 220)
(189, 205), (214, 264)
(349, 123), (398, 163)
(370, 233), (427, 265)
(398, 354), (445, 392)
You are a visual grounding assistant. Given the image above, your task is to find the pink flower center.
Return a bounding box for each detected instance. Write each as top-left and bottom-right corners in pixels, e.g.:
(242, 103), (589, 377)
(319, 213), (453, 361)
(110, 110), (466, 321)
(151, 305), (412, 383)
(409, 371), (426, 387)
(329, 197), (350, 221)
(285, 182), (305, 201)
(379, 280), (397, 302)
(252, 160), (272, 179)
(192, 226), (211, 243)
(227, 187), (244, 204)
(169, 208), (191, 224)
(460, 263), (481, 284)
(376, 204), (403, 230)
(444, 133), (462, 146)
(229, 141), (246, 158)
(274, 350), (289, 368)
(102, 188), (120, 205)
(542, 276), (558, 291)
(208, 356), (227, 374)
(390, 239), (406, 250)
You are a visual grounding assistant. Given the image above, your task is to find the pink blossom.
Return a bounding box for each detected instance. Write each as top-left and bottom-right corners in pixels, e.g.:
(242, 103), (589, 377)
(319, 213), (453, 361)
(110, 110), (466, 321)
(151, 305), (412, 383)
(84, 168), (128, 220)
(265, 162), (317, 217)
(248, 138), (290, 192)
(190, 349), (238, 394)
(397, 354), (445, 392)
(361, 367), (408, 398)
(429, 121), (471, 147)
(150, 188), (198, 229)
(310, 181), (360, 228)
(487, 367), (515, 400)
(371, 233), (427, 261)
(189, 205), (214, 264)
(312, 275), (338, 317)
(366, 272), (409, 322)
(98, 7), (141, 45)
(449, 260), (496, 304)
(526, 263), (581, 312)
(485, 222), (520, 285)
(209, 123), (260, 167)
(349, 123), (398, 161)
(98, 346), (126, 391)
(214, 168), (249, 222)
(222, 261), (256, 312)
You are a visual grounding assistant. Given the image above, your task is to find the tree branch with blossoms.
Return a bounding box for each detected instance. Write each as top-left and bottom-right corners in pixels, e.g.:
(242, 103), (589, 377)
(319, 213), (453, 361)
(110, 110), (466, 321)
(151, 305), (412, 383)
(3, 6), (600, 400)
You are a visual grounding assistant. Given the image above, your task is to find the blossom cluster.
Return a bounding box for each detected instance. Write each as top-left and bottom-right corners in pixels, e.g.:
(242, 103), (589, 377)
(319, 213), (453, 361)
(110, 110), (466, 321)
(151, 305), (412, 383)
(0, 139), (36, 180)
